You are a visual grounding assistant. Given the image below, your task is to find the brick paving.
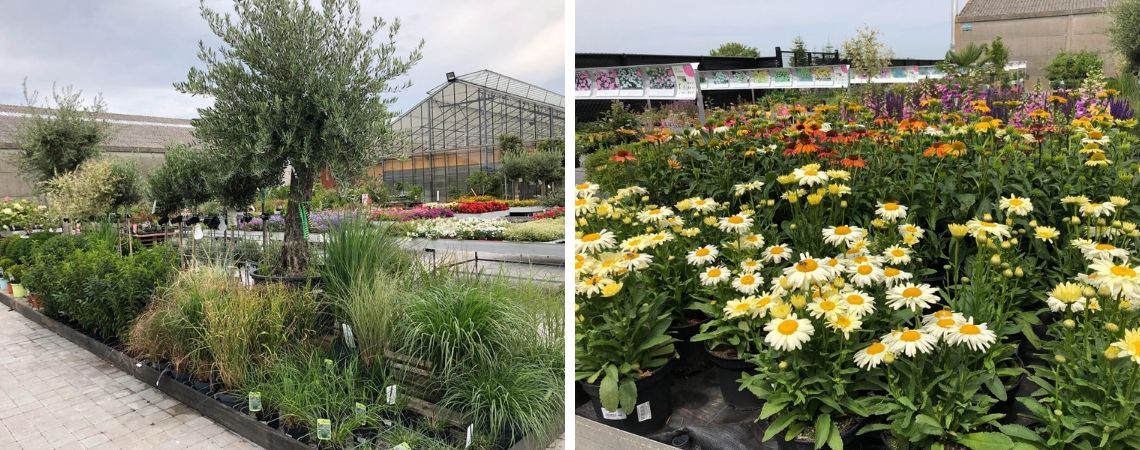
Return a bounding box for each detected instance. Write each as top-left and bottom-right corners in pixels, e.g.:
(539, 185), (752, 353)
(0, 307), (260, 450)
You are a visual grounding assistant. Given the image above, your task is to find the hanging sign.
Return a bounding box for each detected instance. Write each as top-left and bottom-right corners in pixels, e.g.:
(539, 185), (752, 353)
(575, 63), (700, 100)
(699, 65), (851, 90)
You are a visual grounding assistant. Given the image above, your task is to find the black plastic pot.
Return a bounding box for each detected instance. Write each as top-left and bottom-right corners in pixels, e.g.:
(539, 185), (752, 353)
(172, 371), (191, 384)
(580, 360), (674, 435)
(575, 380), (590, 407)
(249, 268), (321, 288)
(776, 417), (866, 450)
(215, 392), (243, 410)
(705, 347), (763, 410)
(192, 381), (212, 396)
(668, 318), (708, 373)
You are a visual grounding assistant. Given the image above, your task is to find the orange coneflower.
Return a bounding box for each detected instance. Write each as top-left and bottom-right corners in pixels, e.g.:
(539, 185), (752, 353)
(667, 159), (682, 169)
(610, 150), (637, 162)
(839, 157), (866, 168)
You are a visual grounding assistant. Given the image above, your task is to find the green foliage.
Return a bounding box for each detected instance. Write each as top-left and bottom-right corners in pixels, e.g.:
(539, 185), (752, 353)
(842, 26), (894, 81)
(320, 219), (417, 306)
(710, 42), (760, 58)
(790, 36), (809, 67)
(1109, 0), (1140, 74)
(44, 158), (142, 220)
(1045, 51), (1104, 88)
(11, 82), (109, 185)
(147, 144), (212, 216)
(465, 170), (502, 197)
(176, 0), (423, 275)
(503, 218), (564, 242)
(28, 239), (176, 340)
(255, 350), (387, 445)
(500, 150), (563, 187)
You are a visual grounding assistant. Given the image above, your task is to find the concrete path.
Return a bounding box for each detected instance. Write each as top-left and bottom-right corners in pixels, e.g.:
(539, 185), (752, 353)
(0, 308), (259, 450)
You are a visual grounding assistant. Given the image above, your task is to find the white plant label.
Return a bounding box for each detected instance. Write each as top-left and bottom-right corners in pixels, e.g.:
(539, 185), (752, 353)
(600, 407), (627, 420)
(354, 402), (366, 416)
(342, 323), (356, 349)
(385, 384), (397, 405)
(393, 444), (410, 450)
(193, 224), (203, 240)
(636, 401), (653, 422)
(218, 220), (227, 233)
(465, 423), (473, 448)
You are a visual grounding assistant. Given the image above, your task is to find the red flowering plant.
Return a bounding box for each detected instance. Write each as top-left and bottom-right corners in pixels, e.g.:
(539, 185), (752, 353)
(456, 200), (509, 214)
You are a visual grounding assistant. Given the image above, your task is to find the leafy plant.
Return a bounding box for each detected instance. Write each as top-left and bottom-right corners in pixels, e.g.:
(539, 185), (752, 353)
(710, 42), (760, 58)
(1045, 51), (1104, 88)
(11, 82), (109, 185)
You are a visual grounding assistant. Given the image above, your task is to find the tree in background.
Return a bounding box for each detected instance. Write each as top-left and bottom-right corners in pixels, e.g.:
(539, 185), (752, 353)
(12, 82), (110, 186)
(941, 42), (989, 78)
(986, 37), (1011, 86)
(45, 158), (140, 221)
(146, 144), (212, 217)
(709, 42), (760, 58)
(464, 170), (502, 197)
(1109, 0), (1140, 75)
(842, 26), (894, 82)
(176, 0), (422, 276)
(1045, 51), (1103, 88)
(791, 36), (810, 66)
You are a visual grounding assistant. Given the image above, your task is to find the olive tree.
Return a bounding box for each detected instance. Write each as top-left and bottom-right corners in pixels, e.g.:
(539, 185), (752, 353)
(842, 26), (894, 82)
(176, 0), (422, 275)
(12, 82), (110, 186)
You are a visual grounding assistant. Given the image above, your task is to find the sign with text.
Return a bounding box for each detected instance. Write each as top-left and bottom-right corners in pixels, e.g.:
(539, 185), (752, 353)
(575, 63), (700, 100)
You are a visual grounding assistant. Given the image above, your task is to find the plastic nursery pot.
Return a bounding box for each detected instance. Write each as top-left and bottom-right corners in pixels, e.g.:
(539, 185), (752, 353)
(705, 346), (764, 410)
(775, 416), (865, 450)
(668, 317), (709, 374)
(0, 278), (8, 292)
(580, 360), (674, 435)
(10, 283), (27, 298)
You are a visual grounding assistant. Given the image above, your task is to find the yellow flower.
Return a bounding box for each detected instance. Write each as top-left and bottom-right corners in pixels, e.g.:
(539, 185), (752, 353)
(769, 302), (793, 319)
(600, 282), (624, 298)
(806, 193), (824, 206)
(1034, 226), (1060, 243)
(948, 223), (968, 238)
(1110, 328), (1140, 364)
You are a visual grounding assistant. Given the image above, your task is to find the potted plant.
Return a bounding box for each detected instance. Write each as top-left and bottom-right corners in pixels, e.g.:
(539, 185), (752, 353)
(691, 293), (770, 410)
(8, 264), (26, 298)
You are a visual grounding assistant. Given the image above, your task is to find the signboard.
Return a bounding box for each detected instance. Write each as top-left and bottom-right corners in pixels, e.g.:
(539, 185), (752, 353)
(699, 65), (850, 90)
(850, 65), (946, 84)
(574, 63), (700, 100)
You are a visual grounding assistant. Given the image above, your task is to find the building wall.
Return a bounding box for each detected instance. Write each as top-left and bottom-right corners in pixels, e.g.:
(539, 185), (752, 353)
(955, 12), (1117, 84)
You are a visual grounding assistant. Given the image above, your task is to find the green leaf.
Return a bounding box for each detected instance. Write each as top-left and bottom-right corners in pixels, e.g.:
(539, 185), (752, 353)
(998, 424), (1044, 443)
(599, 369), (620, 412)
(763, 413), (797, 442)
(814, 414), (831, 450)
(760, 397), (789, 420)
(826, 420), (843, 450)
(958, 432), (1015, 450)
(913, 414), (943, 436)
(618, 379), (637, 414)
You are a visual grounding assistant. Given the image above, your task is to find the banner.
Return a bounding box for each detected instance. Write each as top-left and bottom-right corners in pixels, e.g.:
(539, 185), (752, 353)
(574, 63), (700, 100)
(699, 65), (851, 90)
(850, 66), (946, 84)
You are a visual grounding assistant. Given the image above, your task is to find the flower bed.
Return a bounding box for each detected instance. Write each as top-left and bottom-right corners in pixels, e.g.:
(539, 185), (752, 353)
(407, 217), (508, 240)
(370, 206), (454, 222)
(456, 200), (510, 214)
(575, 80), (1140, 448)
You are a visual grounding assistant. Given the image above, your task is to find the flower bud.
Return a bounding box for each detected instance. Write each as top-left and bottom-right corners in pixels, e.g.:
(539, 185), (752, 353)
(1071, 216), (1081, 225)
(1099, 286), (1112, 297)
(1083, 286), (1097, 297)
(1000, 241), (1011, 249)
(1010, 238), (1019, 245)
(961, 277), (970, 283)
(778, 361), (789, 370)
(883, 353), (896, 364)
(990, 254), (1002, 266)
(1015, 267), (1024, 277)
(1106, 322), (1120, 332)
(1003, 269), (1014, 278)
(840, 200), (848, 208)
(1063, 319), (1076, 329)
(1054, 354), (1067, 363)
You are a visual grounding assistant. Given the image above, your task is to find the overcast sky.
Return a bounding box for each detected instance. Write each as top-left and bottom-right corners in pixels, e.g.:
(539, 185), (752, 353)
(0, 0), (564, 119)
(576, 0), (961, 60)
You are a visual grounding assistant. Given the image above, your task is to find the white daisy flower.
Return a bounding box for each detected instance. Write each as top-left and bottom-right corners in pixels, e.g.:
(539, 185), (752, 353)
(885, 283), (940, 311)
(1046, 282), (1087, 313)
(700, 266), (731, 286)
(782, 253), (837, 290)
(839, 290), (876, 317)
(875, 201), (908, 221)
(854, 341), (891, 369)
(645, 231), (674, 248)
(574, 197), (599, 216)
(636, 207), (675, 224)
(807, 296), (845, 319)
(738, 233), (766, 249)
(618, 252), (654, 271)
(690, 197), (720, 213)
(1077, 241), (1130, 261)
(793, 164), (829, 186)
(822, 225), (865, 247)
(1080, 202), (1116, 218)
(1088, 259), (1140, 300)
(577, 230), (616, 253)
(575, 182), (599, 198)
(945, 319), (997, 352)
(883, 328), (938, 357)
(718, 212), (754, 233)
(882, 245), (912, 265)
(999, 195), (1034, 216)
(740, 258), (763, 273)
(733, 180), (765, 197)
(847, 262), (884, 287)
(723, 297), (757, 319)
(897, 223), (925, 240)
(966, 219), (1012, 240)
(762, 244), (793, 264)
(827, 313), (862, 339)
(882, 267), (913, 287)
(685, 245), (719, 266)
(619, 235), (652, 252)
(764, 314), (815, 352)
(732, 273), (763, 294)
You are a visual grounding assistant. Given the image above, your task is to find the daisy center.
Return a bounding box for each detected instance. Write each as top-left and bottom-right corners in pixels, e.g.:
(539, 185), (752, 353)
(884, 203), (899, 211)
(1095, 243), (1116, 250)
(628, 239), (642, 246)
(866, 342), (886, 355)
(803, 169), (818, 176)
(1009, 199), (1024, 206)
(900, 330), (922, 342)
(623, 253), (640, 261)
(581, 233), (601, 242)
(846, 295), (865, 305)
(1111, 265), (1137, 277)
(820, 301), (837, 311)
(959, 324), (982, 335)
(796, 259), (819, 272)
(891, 249), (905, 257)
(834, 225), (851, 235)
(695, 248), (710, 257)
(575, 199), (587, 207)
(740, 275), (755, 285)
(902, 287), (923, 298)
(934, 309), (953, 318)
(576, 183), (590, 190)
(770, 247), (785, 255)
(937, 318), (956, 328)
(733, 303), (750, 312)
(979, 221), (996, 228)
(884, 268), (901, 277)
(835, 316), (851, 327)
(728, 216), (745, 224)
(777, 320), (799, 335)
(707, 268), (722, 277)
(648, 209), (661, 215)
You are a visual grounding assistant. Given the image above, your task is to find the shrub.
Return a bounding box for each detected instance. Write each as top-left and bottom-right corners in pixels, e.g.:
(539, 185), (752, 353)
(44, 158), (142, 220)
(505, 199), (540, 207)
(538, 190), (565, 208)
(457, 195), (497, 203)
(1045, 51), (1104, 88)
(465, 170), (502, 197)
(503, 218), (564, 242)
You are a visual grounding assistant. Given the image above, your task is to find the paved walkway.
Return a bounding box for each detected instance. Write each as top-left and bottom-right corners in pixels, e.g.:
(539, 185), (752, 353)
(0, 308), (259, 450)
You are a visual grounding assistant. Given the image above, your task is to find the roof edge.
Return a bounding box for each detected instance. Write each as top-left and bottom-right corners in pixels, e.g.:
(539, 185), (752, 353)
(957, 6), (1109, 23)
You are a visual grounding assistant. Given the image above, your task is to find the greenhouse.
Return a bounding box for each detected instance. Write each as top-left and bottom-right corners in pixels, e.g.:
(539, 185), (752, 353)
(383, 70), (565, 202)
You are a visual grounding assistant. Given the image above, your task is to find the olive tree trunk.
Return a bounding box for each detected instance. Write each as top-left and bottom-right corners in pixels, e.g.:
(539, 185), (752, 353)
(282, 168), (314, 276)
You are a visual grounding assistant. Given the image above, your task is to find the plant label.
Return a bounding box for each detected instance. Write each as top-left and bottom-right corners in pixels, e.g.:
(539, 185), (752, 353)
(248, 392), (262, 412)
(600, 407), (627, 420)
(385, 384), (397, 405)
(354, 402), (366, 416)
(393, 443), (410, 450)
(193, 224), (203, 240)
(636, 401), (653, 422)
(342, 323), (356, 349)
(465, 423), (473, 448)
(316, 418), (331, 440)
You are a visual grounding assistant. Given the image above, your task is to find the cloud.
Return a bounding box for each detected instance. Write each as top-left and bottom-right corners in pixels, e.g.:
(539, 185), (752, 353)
(0, 0), (564, 118)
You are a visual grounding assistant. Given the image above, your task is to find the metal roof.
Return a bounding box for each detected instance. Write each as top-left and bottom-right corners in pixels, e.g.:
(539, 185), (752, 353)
(0, 104), (194, 153)
(957, 0), (1115, 22)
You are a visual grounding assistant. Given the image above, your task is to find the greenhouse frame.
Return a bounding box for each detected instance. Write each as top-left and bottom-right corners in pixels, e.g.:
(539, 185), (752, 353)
(382, 70), (565, 201)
